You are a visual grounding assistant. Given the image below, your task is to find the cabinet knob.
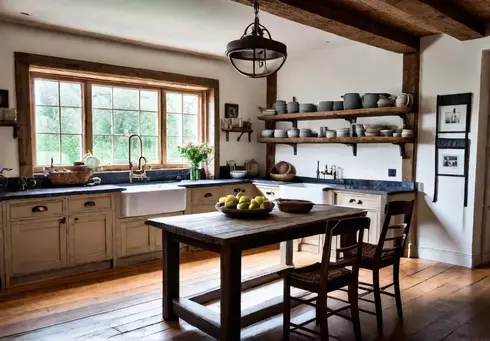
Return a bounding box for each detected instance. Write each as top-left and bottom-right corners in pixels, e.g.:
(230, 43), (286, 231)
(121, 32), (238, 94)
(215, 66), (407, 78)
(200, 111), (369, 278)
(349, 198), (356, 203)
(84, 201), (96, 207)
(233, 188), (245, 193)
(74, 217), (79, 221)
(357, 200), (363, 205)
(59, 217), (66, 224)
(204, 192), (213, 198)
(32, 205), (48, 213)
(266, 191), (275, 196)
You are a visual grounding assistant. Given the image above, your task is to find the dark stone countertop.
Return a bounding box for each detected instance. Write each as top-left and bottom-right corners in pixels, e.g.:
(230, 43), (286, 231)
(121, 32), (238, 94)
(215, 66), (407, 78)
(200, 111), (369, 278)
(0, 185), (125, 201)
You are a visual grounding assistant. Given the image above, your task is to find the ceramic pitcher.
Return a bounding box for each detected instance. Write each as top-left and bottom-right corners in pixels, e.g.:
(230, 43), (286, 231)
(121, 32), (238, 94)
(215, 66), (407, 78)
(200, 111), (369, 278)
(395, 93), (413, 108)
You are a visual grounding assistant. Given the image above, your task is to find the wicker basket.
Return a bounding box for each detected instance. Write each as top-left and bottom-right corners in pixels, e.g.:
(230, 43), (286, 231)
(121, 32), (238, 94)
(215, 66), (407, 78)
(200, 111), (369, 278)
(270, 162), (296, 182)
(47, 170), (93, 185)
(276, 199), (314, 214)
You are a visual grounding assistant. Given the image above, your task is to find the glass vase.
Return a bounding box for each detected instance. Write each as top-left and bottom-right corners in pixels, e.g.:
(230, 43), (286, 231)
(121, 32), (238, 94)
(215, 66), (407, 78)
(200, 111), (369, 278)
(190, 164), (200, 181)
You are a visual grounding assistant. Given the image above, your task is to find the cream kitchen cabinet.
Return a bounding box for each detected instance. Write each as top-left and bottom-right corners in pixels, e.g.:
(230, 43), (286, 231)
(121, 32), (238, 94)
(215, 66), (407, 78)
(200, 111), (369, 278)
(221, 184), (260, 198)
(9, 216), (68, 276)
(68, 212), (113, 266)
(254, 183), (279, 201)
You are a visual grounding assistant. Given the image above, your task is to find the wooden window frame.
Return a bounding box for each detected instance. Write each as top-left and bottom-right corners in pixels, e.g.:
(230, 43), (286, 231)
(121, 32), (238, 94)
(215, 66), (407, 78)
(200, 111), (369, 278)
(15, 52), (220, 177)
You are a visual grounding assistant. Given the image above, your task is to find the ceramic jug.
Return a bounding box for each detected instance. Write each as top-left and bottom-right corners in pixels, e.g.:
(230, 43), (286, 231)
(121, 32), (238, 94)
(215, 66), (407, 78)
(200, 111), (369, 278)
(395, 93), (413, 108)
(341, 93), (362, 110)
(377, 94), (396, 107)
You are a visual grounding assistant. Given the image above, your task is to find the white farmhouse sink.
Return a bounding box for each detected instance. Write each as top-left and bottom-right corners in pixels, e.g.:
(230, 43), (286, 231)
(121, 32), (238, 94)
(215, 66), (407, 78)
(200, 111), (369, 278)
(119, 184), (187, 217)
(279, 183), (332, 204)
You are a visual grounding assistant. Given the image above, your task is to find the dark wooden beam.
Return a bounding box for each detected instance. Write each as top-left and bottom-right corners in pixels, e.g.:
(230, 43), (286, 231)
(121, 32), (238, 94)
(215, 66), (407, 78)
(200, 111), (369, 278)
(265, 73), (277, 176)
(232, 0), (419, 53)
(370, 0), (486, 40)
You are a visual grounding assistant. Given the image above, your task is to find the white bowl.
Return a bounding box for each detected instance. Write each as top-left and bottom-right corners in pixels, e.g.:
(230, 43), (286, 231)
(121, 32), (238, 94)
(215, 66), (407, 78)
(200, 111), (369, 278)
(287, 129), (299, 138)
(261, 130), (274, 138)
(230, 170), (248, 179)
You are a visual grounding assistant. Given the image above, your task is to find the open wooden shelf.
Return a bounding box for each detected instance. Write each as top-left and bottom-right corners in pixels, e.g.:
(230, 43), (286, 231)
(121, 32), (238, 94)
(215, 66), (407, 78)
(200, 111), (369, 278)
(258, 107), (412, 124)
(221, 128), (254, 142)
(0, 121), (18, 138)
(258, 136), (413, 158)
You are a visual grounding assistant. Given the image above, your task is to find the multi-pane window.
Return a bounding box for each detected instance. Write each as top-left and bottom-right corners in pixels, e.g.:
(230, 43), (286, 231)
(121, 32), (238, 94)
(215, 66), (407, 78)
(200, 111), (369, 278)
(166, 92), (199, 163)
(92, 85), (159, 165)
(32, 75), (203, 170)
(34, 79), (83, 166)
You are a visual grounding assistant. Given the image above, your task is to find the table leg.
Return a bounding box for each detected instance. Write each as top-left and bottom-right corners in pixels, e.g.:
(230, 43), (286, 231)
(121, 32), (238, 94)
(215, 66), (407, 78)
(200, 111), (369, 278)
(280, 240), (294, 266)
(220, 246), (242, 341)
(162, 230), (179, 321)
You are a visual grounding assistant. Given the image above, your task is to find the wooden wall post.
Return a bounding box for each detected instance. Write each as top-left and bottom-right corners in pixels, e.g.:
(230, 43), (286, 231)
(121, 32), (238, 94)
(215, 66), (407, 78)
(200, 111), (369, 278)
(265, 74), (277, 176)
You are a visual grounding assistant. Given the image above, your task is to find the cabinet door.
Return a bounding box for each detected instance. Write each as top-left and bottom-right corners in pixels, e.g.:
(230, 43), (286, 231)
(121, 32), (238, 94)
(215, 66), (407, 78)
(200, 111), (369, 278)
(120, 219), (152, 257)
(10, 217), (67, 275)
(68, 212), (113, 265)
(365, 210), (380, 244)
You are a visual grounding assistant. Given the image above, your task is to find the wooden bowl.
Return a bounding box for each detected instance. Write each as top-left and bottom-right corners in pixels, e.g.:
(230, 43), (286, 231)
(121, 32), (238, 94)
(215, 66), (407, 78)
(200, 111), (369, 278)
(215, 202), (275, 219)
(276, 199), (314, 214)
(275, 161), (291, 174)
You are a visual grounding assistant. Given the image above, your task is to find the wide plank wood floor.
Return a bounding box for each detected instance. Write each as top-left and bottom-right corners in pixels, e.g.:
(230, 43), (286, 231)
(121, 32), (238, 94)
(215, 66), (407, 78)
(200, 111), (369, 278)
(0, 248), (489, 340)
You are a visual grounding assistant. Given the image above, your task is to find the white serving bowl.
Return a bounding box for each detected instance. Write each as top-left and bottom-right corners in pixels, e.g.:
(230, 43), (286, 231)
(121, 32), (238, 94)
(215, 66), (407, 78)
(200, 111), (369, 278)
(287, 129), (299, 138)
(261, 129), (274, 138)
(230, 170), (248, 179)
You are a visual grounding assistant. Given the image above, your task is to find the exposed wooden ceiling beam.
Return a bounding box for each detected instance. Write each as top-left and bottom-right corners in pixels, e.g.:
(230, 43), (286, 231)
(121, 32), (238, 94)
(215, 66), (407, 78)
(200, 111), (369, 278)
(232, 0), (419, 53)
(363, 0), (486, 40)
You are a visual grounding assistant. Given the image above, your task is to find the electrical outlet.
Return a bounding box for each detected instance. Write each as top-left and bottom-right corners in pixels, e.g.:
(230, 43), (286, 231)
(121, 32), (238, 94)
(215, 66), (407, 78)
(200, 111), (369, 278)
(388, 169), (396, 177)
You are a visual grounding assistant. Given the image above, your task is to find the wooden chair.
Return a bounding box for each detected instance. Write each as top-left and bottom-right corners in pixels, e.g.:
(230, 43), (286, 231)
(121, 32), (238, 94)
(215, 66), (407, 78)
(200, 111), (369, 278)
(356, 200), (415, 329)
(283, 217), (370, 341)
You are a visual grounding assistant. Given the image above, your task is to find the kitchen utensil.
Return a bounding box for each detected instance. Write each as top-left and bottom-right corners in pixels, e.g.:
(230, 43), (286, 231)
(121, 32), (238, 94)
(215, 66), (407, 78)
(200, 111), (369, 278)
(342, 93), (362, 110)
(261, 129), (274, 138)
(395, 93), (413, 108)
(362, 93), (379, 108)
(230, 170), (248, 179)
(244, 159), (260, 177)
(377, 94), (396, 107)
(276, 199), (314, 214)
(333, 101), (344, 111)
(287, 129), (299, 138)
(215, 202), (275, 219)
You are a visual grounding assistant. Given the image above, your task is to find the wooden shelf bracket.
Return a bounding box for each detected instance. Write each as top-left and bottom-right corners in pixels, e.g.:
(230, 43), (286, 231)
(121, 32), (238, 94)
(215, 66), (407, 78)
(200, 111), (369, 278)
(223, 129), (253, 142)
(343, 143), (357, 157)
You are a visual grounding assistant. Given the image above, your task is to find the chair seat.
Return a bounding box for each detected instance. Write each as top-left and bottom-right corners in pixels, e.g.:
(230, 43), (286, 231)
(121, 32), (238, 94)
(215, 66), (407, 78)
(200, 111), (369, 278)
(287, 262), (351, 286)
(360, 243), (395, 261)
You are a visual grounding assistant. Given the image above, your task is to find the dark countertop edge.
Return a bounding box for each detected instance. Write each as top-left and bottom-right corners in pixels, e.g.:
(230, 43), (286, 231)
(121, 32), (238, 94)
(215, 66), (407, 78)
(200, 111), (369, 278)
(0, 186), (125, 201)
(321, 187), (415, 195)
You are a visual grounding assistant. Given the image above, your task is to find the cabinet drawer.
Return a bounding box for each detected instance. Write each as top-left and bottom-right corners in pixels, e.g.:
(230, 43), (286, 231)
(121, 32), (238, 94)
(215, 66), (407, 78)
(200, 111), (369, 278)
(334, 192), (380, 210)
(9, 199), (65, 220)
(68, 195), (112, 213)
(190, 187), (222, 204)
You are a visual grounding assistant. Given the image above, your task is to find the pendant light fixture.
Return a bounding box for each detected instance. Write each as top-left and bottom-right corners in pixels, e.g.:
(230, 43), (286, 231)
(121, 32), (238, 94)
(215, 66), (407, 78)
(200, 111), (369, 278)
(226, 0), (287, 78)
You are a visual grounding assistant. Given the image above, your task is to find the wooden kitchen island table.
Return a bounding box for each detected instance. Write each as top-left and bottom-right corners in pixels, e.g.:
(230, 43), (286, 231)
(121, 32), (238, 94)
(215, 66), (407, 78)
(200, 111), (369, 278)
(146, 205), (366, 340)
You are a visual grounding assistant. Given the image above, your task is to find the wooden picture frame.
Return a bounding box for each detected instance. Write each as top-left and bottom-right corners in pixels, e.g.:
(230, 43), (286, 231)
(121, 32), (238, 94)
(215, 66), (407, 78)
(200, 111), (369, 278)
(436, 93), (472, 133)
(224, 103), (239, 118)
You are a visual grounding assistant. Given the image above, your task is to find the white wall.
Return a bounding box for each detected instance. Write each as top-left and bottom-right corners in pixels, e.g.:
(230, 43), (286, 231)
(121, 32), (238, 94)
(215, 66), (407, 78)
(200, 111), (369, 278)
(416, 34), (490, 267)
(0, 22), (266, 176)
(276, 44), (403, 180)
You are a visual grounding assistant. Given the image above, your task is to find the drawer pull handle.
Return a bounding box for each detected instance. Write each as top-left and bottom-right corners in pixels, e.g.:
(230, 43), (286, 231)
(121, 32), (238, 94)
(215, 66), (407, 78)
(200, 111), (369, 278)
(84, 201), (96, 207)
(357, 200), (363, 205)
(266, 191), (275, 195)
(32, 205), (48, 213)
(233, 188), (245, 193)
(59, 217), (66, 224)
(349, 199), (356, 203)
(204, 192), (213, 198)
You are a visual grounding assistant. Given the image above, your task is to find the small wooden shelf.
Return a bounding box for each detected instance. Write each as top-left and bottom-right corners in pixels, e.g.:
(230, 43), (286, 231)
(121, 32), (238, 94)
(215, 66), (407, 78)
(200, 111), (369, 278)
(0, 121), (18, 138)
(221, 128), (254, 142)
(258, 107), (412, 125)
(258, 136), (413, 158)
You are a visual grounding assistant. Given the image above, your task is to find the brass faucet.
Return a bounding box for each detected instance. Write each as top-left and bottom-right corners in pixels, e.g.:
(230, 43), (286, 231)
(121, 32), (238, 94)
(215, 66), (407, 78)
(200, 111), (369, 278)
(128, 134), (148, 183)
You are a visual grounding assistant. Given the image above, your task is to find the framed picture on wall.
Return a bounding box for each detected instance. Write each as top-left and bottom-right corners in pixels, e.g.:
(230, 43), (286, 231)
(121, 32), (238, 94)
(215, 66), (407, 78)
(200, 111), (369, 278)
(436, 93), (472, 133)
(224, 103), (239, 118)
(0, 90), (8, 108)
(437, 148), (465, 176)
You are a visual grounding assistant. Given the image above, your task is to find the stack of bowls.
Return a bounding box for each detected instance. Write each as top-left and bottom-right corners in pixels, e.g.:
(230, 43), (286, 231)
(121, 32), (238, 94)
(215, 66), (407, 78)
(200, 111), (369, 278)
(354, 124), (365, 137)
(287, 128), (299, 138)
(380, 129), (395, 137)
(336, 128), (350, 138)
(365, 127), (381, 137)
(273, 100), (287, 114)
(262, 108), (276, 115)
(261, 129), (274, 138)
(325, 130), (336, 138)
(299, 103), (316, 112)
(287, 101), (300, 113)
(299, 128), (312, 137)
(401, 129), (413, 138)
(274, 129), (288, 138)
(318, 101), (334, 112)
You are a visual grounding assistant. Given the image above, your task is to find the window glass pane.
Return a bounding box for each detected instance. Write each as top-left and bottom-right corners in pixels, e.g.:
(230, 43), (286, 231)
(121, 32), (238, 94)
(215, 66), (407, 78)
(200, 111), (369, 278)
(36, 134), (60, 165)
(114, 111), (138, 134)
(166, 113), (182, 137)
(141, 112), (158, 136)
(93, 109), (112, 134)
(140, 90), (158, 112)
(93, 136), (113, 164)
(92, 86), (112, 108)
(34, 79), (58, 106)
(36, 106), (59, 133)
(61, 108), (82, 134)
(183, 114), (197, 137)
(61, 135), (82, 164)
(60, 82), (81, 107)
(167, 136), (182, 164)
(113, 88), (138, 110)
(166, 93), (182, 113)
(183, 136), (198, 144)
(114, 136), (140, 165)
(183, 94), (198, 115)
(142, 136), (158, 163)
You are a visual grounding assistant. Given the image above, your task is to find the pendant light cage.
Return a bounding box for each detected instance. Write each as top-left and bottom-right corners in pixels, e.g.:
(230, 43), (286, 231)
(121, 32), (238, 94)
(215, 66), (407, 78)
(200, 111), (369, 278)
(226, 0), (287, 78)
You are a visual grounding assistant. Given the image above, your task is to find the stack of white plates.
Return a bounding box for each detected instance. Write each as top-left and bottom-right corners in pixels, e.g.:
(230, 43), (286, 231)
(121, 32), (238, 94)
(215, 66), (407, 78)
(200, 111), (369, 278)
(325, 130), (336, 138)
(401, 129), (413, 138)
(336, 128), (350, 138)
(262, 108), (276, 115)
(273, 100), (287, 114)
(274, 129), (288, 138)
(299, 128), (312, 137)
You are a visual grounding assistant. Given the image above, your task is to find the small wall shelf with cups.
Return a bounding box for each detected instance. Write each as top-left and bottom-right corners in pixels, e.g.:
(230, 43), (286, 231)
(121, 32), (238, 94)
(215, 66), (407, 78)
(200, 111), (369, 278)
(0, 120), (18, 138)
(221, 127), (254, 142)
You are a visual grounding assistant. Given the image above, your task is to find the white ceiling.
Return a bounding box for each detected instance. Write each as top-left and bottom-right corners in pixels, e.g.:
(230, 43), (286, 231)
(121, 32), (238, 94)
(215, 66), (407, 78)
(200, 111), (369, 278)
(0, 0), (351, 58)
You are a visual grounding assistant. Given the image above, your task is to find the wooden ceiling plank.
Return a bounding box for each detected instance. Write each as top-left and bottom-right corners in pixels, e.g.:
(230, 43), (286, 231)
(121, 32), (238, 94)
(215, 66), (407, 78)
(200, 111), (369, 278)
(231, 0), (419, 53)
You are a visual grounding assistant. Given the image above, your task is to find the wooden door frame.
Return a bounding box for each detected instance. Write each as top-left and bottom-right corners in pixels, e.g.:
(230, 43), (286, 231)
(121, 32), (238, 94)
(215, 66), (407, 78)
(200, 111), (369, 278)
(15, 52), (220, 177)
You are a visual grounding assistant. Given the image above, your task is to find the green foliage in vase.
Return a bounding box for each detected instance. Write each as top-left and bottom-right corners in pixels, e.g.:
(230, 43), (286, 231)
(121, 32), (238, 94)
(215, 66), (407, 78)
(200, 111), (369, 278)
(177, 142), (213, 166)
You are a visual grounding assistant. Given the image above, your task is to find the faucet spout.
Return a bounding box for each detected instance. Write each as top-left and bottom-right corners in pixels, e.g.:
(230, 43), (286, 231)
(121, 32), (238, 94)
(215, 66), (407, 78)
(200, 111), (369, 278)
(128, 134), (149, 182)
